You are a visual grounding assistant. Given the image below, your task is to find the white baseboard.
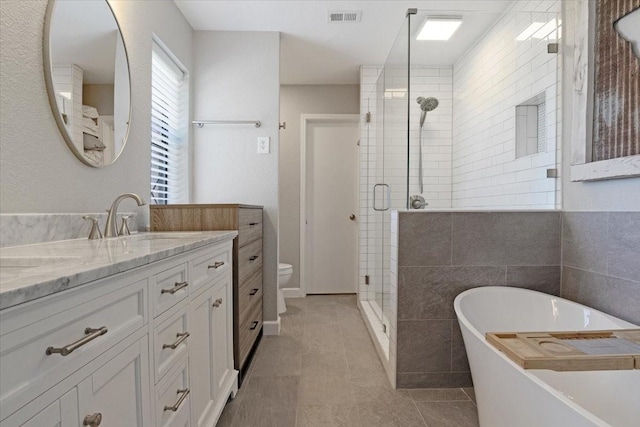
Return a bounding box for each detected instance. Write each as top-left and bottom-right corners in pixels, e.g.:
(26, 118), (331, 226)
(282, 287), (304, 298)
(263, 318), (281, 335)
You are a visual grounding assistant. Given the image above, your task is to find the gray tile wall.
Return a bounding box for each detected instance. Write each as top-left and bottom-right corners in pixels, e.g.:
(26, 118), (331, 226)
(396, 211), (562, 388)
(561, 212), (640, 325)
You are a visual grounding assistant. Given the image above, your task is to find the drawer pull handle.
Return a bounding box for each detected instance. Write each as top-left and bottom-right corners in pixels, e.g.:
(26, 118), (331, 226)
(249, 222), (259, 226)
(249, 255), (259, 261)
(208, 261), (225, 269)
(164, 388), (190, 412)
(212, 298), (223, 308)
(161, 281), (188, 294)
(83, 412), (103, 426)
(46, 327), (108, 356)
(163, 332), (190, 350)
(250, 321), (259, 330)
(249, 288), (259, 296)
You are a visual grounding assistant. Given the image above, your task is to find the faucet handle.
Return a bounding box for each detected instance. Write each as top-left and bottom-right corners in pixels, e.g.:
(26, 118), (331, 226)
(83, 216), (103, 240)
(118, 215), (132, 236)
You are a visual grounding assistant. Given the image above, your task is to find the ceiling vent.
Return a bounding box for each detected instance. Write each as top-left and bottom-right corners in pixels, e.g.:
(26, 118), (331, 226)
(328, 11), (362, 23)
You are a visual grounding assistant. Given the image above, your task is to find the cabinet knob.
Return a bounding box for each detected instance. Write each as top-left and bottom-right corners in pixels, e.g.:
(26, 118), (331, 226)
(83, 413), (102, 426)
(212, 298), (223, 308)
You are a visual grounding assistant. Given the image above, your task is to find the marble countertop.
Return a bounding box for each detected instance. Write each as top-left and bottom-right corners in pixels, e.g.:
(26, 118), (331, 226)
(0, 231), (238, 310)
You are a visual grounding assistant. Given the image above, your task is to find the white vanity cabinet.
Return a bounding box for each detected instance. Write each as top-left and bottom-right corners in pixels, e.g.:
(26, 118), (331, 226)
(0, 233), (237, 427)
(189, 274), (234, 427)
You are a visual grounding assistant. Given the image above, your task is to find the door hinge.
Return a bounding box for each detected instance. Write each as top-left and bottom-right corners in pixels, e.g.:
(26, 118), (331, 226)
(382, 324), (387, 333)
(365, 112), (371, 123)
(364, 275), (370, 285)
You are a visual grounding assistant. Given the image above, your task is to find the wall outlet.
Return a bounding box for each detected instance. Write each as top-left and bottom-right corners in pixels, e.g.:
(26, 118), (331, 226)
(257, 137), (270, 154)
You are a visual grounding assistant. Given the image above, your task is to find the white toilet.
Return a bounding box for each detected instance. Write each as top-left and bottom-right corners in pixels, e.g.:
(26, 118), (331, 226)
(278, 263), (293, 314)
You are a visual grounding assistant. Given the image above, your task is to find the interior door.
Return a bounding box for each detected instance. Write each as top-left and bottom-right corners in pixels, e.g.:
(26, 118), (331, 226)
(305, 119), (359, 294)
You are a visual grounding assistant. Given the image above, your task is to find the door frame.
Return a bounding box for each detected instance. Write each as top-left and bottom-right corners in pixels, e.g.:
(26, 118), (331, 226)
(299, 114), (361, 296)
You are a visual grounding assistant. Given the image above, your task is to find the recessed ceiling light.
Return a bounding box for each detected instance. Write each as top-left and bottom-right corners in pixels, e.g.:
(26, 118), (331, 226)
(417, 16), (462, 41)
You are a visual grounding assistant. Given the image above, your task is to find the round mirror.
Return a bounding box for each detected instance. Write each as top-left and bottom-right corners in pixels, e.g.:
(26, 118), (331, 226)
(43, 0), (131, 168)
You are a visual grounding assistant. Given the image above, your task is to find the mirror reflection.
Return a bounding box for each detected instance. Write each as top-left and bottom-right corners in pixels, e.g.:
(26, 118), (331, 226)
(46, 0), (131, 167)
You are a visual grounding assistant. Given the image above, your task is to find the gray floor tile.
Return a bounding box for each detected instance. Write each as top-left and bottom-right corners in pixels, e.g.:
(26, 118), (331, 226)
(296, 404), (361, 427)
(357, 399), (427, 427)
(409, 388), (470, 402)
(352, 384), (413, 405)
(297, 373), (356, 405)
(302, 323), (345, 354)
(304, 304), (339, 325)
(415, 401), (479, 427)
(306, 295), (340, 306)
(301, 352), (349, 378)
(251, 335), (303, 377)
(232, 376), (299, 427)
(462, 387), (476, 404)
(220, 295), (478, 427)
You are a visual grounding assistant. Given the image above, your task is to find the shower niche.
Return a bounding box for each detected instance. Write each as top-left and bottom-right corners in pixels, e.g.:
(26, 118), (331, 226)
(358, 1), (562, 388)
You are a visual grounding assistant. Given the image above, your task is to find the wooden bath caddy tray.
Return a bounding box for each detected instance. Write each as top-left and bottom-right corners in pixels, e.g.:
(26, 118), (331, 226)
(486, 329), (640, 371)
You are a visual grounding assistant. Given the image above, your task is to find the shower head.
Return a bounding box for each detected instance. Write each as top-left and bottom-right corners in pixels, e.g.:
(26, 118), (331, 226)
(417, 97), (439, 127)
(417, 96), (439, 112)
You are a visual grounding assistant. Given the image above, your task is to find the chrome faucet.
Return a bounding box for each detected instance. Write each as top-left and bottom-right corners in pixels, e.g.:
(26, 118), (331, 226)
(104, 193), (146, 237)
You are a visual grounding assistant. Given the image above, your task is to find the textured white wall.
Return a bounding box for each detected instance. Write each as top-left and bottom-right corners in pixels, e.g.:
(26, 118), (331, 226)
(0, 0), (193, 227)
(561, 0), (640, 211)
(192, 31), (280, 321)
(279, 84), (360, 291)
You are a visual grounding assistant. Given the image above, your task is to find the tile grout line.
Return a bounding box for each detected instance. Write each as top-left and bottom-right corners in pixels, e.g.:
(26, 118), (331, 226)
(409, 391), (431, 427)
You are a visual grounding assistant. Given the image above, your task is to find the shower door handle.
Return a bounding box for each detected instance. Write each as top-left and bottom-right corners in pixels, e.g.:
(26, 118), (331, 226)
(373, 184), (390, 211)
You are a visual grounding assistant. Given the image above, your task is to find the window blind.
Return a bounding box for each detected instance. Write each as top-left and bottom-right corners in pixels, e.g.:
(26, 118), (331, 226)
(150, 42), (188, 204)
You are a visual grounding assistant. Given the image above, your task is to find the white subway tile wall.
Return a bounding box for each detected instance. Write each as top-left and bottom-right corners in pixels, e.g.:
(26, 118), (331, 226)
(451, 0), (562, 208)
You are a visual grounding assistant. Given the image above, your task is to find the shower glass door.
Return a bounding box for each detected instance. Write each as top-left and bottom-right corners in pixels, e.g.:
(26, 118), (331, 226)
(364, 15), (411, 337)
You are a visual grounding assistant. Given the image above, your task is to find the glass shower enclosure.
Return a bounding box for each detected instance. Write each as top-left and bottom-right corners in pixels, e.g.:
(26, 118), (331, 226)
(359, 3), (561, 361)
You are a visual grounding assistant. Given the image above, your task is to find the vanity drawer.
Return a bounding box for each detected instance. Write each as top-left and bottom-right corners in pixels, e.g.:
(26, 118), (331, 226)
(153, 303), (189, 384)
(152, 263), (189, 317)
(189, 244), (231, 294)
(238, 208), (262, 247)
(238, 269), (262, 324)
(238, 297), (262, 368)
(238, 239), (263, 284)
(0, 278), (147, 419)
(155, 355), (190, 427)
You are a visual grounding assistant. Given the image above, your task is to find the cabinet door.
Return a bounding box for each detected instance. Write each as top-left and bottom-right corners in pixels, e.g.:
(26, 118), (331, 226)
(189, 287), (216, 427)
(211, 276), (233, 396)
(5, 389), (77, 427)
(77, 336), (151, 427)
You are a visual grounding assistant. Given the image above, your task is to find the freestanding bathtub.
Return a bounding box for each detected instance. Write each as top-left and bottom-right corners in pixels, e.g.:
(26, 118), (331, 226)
(454, 287), (640, 427)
